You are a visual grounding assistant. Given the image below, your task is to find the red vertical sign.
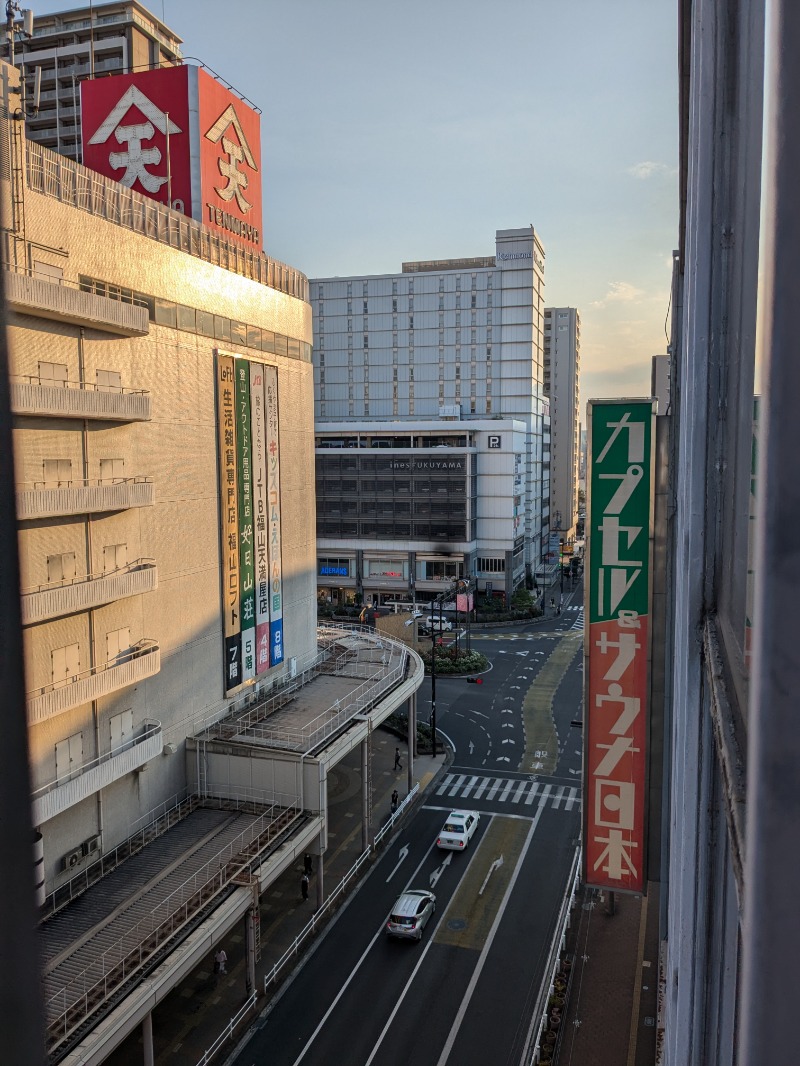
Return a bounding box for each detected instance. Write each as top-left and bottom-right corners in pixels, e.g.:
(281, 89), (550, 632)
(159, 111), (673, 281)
(584, 400), (655, 894)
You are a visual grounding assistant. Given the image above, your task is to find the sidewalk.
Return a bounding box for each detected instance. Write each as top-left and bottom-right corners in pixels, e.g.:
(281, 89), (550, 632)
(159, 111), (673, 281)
(104, 730), (446, 1066)
(555, 882), (660, 1066)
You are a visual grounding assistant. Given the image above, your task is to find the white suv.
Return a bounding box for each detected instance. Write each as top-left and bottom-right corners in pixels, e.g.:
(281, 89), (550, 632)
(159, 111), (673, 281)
(423, 616), (453, 632)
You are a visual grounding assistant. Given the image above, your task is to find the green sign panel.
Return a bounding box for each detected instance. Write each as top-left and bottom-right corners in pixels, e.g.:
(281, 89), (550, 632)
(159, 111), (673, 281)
(587, 400), (655, 624)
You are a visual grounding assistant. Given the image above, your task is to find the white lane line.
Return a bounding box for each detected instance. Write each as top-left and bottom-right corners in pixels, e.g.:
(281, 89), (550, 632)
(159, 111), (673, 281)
(289, 838), (441, 1066)
(434, 804), (547, 1066)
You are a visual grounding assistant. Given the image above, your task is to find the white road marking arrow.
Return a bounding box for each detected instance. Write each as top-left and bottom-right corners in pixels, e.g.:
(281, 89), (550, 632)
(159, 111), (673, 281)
(386, 845), (409, 882)
(502, 738), (516, 745)
(479, 855), (505, 896)
(469, 740), (475, 754)
(502, 722), (514, 729)
(510, 685), (521, 690)
(569, 768), (581, 775)
(501, 708), (514, 715)
(497, 756), (511, 763)
(429, 851), (453, 888)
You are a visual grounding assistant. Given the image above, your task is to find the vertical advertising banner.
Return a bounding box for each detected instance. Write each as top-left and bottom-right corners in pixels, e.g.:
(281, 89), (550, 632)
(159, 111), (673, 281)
(584, 399), (655, 894)
(264, 366), (284, 666)
(250, 362), (271, 675)
(235, 359), (256, 681)
(216, 355), (241, 692)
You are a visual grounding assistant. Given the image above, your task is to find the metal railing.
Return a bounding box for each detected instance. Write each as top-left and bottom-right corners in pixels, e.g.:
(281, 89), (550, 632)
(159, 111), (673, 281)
(21, 556), (155, 596)
(522, 847), (582, 1065)
(24, 140), (309, 301)
(26, 638), (159, 700)
(245, 653), (407, 751)
(46, 797), (302, 1047)
(12, 372), (149, 395)
(262, 787), (418, 993)
(31, 720), (161, 806)
(18, 474), (153, 491)
(194, 992), (257, 1066)
(195, 624), (411, 744)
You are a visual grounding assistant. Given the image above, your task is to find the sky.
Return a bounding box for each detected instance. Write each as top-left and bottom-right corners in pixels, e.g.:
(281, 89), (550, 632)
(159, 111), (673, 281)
(38, 0), (679, 406)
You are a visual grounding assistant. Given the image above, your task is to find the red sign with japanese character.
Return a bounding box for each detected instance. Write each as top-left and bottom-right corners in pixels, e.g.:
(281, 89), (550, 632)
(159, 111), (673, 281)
(81, 66), (262, 250)
(584, 400), (656, 894)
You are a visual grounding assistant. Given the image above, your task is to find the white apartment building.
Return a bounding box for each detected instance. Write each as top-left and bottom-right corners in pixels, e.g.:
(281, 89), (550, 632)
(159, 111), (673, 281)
(543, 307), (580, 542)
(311, 227), (550, 583)
(8, 1), (183, 161)
(315, 419), (528, 605)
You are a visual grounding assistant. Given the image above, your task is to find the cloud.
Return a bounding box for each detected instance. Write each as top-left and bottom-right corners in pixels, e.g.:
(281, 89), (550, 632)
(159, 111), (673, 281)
(590, 281), (645, 309)
(627, 161), (672, 180)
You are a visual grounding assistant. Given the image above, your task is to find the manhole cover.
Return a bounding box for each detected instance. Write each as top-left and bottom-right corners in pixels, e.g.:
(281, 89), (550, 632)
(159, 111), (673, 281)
(644, 1017), (655, 1027)
(447, 918), (467, 931)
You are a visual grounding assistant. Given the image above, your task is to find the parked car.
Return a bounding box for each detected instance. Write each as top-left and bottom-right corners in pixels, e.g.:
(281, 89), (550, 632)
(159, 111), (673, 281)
(423, 615), (453, 631)
(386, 889), (437, 941)
(436, 809), (480, 850)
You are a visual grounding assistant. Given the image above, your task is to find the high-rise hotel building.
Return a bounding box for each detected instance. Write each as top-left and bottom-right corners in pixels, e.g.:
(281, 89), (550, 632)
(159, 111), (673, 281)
(311, 227), (550, 600)
(543, 307), (581, 541)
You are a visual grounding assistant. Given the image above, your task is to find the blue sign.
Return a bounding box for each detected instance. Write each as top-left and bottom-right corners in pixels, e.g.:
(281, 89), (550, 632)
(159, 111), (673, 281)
(320, 565), (348, 577)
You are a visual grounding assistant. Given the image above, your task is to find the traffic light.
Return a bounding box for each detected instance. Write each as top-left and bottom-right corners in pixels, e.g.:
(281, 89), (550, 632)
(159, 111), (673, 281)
(466, 677), (483, 685)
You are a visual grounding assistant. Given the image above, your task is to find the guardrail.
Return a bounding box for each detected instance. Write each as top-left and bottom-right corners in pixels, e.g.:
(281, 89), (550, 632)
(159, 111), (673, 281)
(46, 799), (302, 1048)
(262, 786), (418, 993)
(522, 846), (582, 1065)
(193, 992), (257, 1066)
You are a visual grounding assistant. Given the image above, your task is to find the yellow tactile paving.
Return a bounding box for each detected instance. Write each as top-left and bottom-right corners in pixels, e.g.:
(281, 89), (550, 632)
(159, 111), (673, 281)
(519, 632), (582, 775)
(433, 816), (530, 950)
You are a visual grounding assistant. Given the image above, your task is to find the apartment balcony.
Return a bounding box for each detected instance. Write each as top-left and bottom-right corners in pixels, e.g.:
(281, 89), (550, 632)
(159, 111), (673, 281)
(26, 641), (160, 725)
(11, 376), (151, 422)
(4, 270), (149, 336)
(31, 720), (162, 825)
(21, 559), (158, 625)
(17, 477), (155, 520)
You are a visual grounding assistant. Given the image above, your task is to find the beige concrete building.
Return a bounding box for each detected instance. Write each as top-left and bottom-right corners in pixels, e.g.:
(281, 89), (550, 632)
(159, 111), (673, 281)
(2, 59), (423, 1064)
(543, 307), (580, 541)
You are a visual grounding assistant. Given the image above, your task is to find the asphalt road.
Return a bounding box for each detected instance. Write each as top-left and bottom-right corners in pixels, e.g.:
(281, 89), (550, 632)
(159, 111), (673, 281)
(233, 590), (584, 1066)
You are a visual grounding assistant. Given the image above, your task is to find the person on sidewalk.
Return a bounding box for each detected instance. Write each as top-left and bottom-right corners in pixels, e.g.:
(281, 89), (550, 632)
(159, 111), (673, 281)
(304, 853), (313, 876)
(394, 747), (403, 771)
(214, 948), (227, 976)
(391, 788), (399, 814)
(301, 873), (310, 901)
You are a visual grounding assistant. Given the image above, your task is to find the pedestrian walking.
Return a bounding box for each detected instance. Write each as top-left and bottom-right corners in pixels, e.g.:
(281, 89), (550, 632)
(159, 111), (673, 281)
(214, 947), (227, 975)
(557, 602), (561, 616)
(301, 872), (310, 900)
(550, 596), (556, 611)
(391, 788), (399, 814)
(304, 853), (313, 876)
(394, 747), (402, 771)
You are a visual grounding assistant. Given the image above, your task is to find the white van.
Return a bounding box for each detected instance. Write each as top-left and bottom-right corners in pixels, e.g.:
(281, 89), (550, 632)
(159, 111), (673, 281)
(423, 616), (453, 632)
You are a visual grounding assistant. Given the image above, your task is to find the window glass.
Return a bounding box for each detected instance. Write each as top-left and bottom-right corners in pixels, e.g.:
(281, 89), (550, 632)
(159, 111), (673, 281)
(246, 325), (263, 350)
(177, 304), (196, 332)
(153, 298), (177, 327)
(196, 310), (214, 337)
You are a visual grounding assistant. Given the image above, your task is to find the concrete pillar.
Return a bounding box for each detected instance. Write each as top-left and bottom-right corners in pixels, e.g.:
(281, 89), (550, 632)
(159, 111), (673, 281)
(244, 907), (256, 997)
(316, 844), (324, 909)
(142, 1012), (154, 1066)
(407, 692), (416, 794)
(361, 737), (370, 852)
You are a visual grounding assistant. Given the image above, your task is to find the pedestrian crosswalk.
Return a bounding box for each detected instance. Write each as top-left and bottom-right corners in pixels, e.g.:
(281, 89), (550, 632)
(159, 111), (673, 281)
(434, 773), (581, 811)
(570, 607), (584, 632)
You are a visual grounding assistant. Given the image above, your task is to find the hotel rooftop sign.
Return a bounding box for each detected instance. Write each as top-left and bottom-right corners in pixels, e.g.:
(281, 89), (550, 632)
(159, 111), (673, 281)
(583, 399), (656, 894)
